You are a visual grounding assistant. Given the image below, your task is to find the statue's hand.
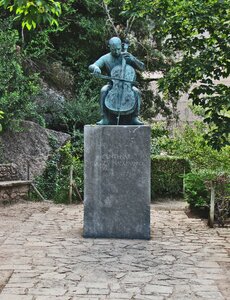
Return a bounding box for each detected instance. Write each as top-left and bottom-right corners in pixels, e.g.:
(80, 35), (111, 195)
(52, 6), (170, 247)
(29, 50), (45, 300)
(122, 53), (145, 70)
(123, 52), (135, 62)
(89, 64), (101, 74)
(94, 66), (101, 74)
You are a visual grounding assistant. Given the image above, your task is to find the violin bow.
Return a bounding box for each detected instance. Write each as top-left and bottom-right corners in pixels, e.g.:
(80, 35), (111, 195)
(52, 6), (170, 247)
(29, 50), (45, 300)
(92, 73), (137, 85)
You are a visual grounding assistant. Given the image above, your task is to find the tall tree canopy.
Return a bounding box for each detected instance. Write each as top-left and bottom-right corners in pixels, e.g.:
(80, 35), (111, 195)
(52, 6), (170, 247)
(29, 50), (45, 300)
(0, 0), (229, 149)
(122, 0), (230, 149)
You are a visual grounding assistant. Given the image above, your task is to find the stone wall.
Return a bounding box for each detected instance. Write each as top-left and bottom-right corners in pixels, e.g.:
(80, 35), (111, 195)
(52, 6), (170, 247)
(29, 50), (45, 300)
(0, 164), (20, 181)
(0, 121), (70, 180)
(0, 184), (29, 204)
(0, 164), (30, 204)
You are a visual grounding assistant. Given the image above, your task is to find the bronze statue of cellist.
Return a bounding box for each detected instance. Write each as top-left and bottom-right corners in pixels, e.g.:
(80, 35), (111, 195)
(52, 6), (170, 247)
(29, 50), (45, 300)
(89, 37), (145, 125)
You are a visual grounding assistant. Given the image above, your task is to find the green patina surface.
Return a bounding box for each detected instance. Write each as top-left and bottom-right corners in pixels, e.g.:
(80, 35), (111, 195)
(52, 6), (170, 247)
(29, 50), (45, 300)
(89, 37), (145, 125)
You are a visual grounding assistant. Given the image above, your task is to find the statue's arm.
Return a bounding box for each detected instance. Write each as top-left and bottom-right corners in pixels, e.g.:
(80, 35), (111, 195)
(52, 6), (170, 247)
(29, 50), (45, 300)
(88, 56), (105, 74)
(123, 53), (145, 71)
(132, 57), (145, 71)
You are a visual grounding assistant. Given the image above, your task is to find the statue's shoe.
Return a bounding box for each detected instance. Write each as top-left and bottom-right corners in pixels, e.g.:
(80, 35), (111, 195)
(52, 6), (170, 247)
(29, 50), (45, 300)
(130, 117), (144, 125)
(96, 118), (110, 125)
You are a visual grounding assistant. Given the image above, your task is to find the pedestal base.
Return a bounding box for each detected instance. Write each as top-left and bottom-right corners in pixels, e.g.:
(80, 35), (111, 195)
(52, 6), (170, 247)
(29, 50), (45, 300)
(83, 125), (151, 239)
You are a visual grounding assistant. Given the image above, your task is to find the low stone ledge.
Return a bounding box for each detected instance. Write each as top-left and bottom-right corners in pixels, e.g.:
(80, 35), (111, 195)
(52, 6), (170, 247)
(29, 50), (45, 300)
(0, 181), (32, 204)
(0, 180), (32, 187)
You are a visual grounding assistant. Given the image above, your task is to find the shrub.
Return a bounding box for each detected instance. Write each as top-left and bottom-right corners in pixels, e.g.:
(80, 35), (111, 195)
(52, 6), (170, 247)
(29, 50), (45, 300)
(184, 171), (212, 209)
(151, 155), (190, 198)
(184, 171), (230, 226)
(60, 78), (100, 133)
(161, 122), (230, 172)
(34, 139), (84, 204)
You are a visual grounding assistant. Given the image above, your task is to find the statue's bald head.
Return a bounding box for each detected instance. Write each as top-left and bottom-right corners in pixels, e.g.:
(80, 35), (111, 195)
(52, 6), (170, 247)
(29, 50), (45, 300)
(109, 37), (121, 46)
(109, 37), (122, 57)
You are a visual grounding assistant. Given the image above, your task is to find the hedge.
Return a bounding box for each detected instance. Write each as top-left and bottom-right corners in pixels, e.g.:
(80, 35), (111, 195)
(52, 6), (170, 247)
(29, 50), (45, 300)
(151, 155), (190, 198)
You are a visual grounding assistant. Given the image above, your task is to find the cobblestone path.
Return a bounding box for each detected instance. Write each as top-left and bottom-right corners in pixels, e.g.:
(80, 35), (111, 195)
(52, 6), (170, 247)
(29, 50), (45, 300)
(0, 201), (229, 300)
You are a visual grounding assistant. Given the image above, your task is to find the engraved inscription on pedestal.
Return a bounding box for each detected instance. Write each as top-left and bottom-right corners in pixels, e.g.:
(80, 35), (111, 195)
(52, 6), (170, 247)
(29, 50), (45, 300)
(84, 125), (151, 239)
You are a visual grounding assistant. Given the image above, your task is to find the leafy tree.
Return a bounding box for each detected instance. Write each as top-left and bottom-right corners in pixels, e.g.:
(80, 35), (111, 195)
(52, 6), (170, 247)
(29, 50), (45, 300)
(122, 0), (230, 149)
(0, 0), (61, 29)
(0, 19), (40, 130)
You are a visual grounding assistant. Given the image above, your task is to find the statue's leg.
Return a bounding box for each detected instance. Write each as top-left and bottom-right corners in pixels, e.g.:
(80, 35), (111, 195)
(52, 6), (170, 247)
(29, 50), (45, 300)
(130, 86), (144, 125)
(97, 84), (111, 125)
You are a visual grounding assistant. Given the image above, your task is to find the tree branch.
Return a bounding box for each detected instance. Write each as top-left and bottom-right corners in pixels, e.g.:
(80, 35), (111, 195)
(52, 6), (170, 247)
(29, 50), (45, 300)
(144, 78), (159, 82)
(125, 15), (136, 38)
(102, 0), (119, 36)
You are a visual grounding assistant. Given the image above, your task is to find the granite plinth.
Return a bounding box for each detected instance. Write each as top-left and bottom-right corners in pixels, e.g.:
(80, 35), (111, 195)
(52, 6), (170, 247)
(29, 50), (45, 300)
(83, 125), (151, 239)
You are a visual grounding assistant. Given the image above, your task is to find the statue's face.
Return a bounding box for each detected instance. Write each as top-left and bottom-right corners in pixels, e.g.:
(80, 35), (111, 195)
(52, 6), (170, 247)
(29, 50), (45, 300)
(110, 43), (122, 57)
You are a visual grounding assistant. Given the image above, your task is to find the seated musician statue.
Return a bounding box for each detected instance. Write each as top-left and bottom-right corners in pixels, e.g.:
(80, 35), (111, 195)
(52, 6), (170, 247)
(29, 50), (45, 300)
(89, 37), (145, 125)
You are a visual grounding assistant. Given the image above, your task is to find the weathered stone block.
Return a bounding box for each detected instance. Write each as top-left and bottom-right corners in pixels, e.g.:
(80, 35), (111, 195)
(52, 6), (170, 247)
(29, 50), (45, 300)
(83, 125), (151, 239)
(0, 164), (19, 181)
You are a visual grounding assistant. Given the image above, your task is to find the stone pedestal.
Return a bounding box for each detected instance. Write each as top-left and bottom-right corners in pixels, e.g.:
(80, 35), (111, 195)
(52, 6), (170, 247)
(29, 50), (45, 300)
(83, 125), (151, 239)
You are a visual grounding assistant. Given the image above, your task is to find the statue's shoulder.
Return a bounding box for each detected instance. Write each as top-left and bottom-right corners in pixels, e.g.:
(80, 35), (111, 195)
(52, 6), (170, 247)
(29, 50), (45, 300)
(100, 53), (110, 61)
(94, 53), (110, 65)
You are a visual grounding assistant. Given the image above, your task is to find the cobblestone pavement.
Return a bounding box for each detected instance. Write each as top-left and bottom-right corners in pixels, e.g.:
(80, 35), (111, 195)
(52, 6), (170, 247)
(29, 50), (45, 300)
(0, 201), (229, 300)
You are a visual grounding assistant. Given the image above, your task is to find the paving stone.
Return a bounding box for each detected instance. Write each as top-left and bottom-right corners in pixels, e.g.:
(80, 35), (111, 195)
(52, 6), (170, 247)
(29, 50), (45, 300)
(65, 273), (81, 281)
(196, 261), (220, 268)
(39, 272), (66, 280)
(191, 284), (219, 292)
(1, 287), (27, 295)
(87, 288), (110, 295)
(109, 292), (133, 299)
(27, 287), (67, 296)
(134, 296), (164, 300)
(72, 287), (88, 295)
(195, 291), (225, 299)
(0, 201), (229, 300)
(143, 284), (173, 295)
(35, 297), (71, 300)
(0, 296), (33, 300)
(72, 297), (101, 300)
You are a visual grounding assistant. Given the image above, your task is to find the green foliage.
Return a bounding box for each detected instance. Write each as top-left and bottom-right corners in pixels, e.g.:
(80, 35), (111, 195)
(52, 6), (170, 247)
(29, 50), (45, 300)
(34, 139), (83, 203)
(0, 19), (40, 131)
(184, 171), (212, 208)
(61, 79), (101, 132)
(190, 83), (230, 150)
(151, 155), (190, 198)
(53, 141), (83, 204)
(150, 122), (169, 155)
(122, 0), (230, 149)
(184, 171), (230, 226)
(0, 0), (61, 29)
(24, 30), (55, 60)
(160, 122), (230, 172)
(46, 0), (108, 78)
(154, 121), (230, 223)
